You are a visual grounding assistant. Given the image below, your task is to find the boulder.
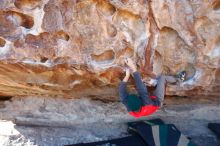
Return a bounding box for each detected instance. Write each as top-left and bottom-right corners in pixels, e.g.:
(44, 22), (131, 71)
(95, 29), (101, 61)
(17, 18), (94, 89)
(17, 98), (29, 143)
(0, 0), (219, 99)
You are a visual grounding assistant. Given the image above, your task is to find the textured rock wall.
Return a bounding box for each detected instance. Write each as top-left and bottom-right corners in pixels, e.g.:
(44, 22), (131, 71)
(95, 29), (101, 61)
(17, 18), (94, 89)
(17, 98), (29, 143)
(0, 0), (219, 99)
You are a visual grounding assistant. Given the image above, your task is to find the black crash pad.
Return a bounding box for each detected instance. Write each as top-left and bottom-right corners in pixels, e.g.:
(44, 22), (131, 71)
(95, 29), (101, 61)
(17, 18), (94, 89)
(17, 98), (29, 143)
(208, 123), (220, 138)
(66, 135), (147, 146)
(66, 119), (195, 146)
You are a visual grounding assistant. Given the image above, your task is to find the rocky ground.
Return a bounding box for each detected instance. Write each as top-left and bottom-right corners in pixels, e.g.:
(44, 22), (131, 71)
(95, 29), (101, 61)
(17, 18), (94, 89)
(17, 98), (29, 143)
(0, 96), (220, 146)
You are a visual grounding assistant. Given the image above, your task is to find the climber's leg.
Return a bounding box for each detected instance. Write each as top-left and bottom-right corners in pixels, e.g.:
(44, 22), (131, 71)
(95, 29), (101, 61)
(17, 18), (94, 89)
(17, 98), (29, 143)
(153, 75), (177, 105)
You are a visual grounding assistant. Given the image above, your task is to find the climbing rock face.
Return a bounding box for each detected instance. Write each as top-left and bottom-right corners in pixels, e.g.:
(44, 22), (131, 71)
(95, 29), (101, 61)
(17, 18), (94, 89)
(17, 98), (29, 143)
(0, 0), (219, 99)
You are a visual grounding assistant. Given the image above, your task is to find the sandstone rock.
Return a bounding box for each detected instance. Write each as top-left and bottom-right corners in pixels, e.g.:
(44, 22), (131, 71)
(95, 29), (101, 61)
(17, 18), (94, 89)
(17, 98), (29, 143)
(0, 38), (6, 47)
(14, 0), (42, 10)
(0, 0), (219, 98)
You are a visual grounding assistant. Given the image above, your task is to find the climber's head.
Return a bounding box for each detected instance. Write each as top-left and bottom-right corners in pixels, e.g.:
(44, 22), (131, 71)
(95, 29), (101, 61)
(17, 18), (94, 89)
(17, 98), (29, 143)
(127, 94), (142, 112)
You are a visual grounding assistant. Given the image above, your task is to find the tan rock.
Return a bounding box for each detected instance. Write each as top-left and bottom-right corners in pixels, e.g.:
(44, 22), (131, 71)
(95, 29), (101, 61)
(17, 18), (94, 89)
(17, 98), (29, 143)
(0, 0), (219, 99)
(0, 38), (6, 47)
(14, 0), (42, 10)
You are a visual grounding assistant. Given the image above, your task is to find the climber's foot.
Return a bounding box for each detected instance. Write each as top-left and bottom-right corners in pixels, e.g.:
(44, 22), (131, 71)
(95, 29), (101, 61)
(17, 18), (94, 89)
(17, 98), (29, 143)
(176, 71), (186, 81)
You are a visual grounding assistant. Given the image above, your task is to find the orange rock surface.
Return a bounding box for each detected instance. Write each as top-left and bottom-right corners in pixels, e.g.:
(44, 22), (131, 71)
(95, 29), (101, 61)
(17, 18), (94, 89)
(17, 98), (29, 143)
(0, 0), (219, 99)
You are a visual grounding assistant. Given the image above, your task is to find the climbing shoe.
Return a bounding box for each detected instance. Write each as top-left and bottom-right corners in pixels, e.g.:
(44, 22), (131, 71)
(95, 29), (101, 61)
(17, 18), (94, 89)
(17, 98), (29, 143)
(177, 71), (186, 81)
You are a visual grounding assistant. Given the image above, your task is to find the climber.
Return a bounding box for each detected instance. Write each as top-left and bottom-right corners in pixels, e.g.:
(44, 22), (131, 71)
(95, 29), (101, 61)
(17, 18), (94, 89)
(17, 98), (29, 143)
(119, 58), (185, 118)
